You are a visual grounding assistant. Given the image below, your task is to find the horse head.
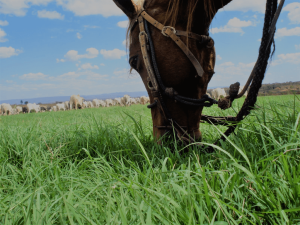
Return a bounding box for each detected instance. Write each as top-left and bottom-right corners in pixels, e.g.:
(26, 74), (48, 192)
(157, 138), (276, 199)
(113, 0), (232, 142)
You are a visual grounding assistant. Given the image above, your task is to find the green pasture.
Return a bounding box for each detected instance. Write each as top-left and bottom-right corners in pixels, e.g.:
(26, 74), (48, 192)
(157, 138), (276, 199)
(0, 95), (299, 224)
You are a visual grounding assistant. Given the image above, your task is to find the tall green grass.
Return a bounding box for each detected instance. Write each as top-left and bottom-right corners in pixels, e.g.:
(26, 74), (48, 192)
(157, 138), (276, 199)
(0, 95), (299, 224)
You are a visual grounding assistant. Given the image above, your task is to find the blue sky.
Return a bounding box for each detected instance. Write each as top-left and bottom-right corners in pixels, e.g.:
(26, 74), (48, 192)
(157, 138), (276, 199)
(0, 0), (299, 101)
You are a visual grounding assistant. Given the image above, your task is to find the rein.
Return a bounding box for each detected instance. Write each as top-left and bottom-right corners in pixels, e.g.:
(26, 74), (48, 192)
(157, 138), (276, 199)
(134, 0), (285, 150)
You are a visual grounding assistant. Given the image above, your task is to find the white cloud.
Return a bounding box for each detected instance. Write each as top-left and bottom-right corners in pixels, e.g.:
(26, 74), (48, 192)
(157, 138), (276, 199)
(37, 10), (64, 19)
(0, 47), (22, 58)
(272, 52), (300, 65)
(0, 70), (147, 101)
(83, 25), (100, 29)
(276, 27), (300, 37)
(217, 55), (222, 60)
(6, 80), (13, 83)
(0, 0), (52, 16)
(0, 28), (7, 42)
(57, 71), (79, 79)
(56, 70), (107, 80)
(56, 0), (123, 17)
(20, 72), (48, 80)
(122, 39), (126, 46)
(222, 0), (266, 13)
(0, 20), (9, 26)
(76, 32), (82, 39)
(79, 63), (99, 70)
(211, 17), (254, 35)
(0, 0), (123, 17)
(100, 63), (105, 66)
(114, 68), (139, 79)
(296, 44), (300, 50)
(18, 70), (107, 82)
(220, 62), (234, 66)
(66, 28), (75, 32)
(100, 49), (126, 59)
(117, 20), (128, 28)
(56, 58), (65, 63)
(85, 72), (107, 80)
(210, 61), (255, 87)
(283, 3), (300, 24)
(58, 48), (99, 62)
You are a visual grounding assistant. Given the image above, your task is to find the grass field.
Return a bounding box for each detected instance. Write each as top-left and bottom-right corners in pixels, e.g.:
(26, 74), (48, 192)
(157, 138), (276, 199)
(1, 95), (300, 224)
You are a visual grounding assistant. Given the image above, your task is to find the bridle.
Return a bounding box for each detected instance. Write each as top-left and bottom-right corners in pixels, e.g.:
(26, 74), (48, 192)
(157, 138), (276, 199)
(130, 0), (285, 149)
(131, 8), (218, 144)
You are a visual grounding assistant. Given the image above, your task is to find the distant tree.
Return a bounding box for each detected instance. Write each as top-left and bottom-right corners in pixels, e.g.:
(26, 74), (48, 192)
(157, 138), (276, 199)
(38, 102), (42, 104)
(20, 100), (23, 104)
(25, 101), (28, 104)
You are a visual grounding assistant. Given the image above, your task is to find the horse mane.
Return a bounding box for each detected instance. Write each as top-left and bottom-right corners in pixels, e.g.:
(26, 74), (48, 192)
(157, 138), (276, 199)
(126, 0), (216, 72)
(164, 0), (216, 35)
(131, 0), (145, 11)
(127, 0), (216, 40)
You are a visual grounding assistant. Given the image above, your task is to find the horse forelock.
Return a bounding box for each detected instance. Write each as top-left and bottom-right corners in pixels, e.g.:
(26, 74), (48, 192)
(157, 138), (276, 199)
(127, 0), (216, 39)
(126, 0), (216, 70)
(164, 0), (216, 32)
(131, 0), (145, 11)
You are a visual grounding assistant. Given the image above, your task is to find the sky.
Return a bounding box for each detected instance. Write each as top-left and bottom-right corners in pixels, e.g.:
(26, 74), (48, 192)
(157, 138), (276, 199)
(0, 0), (299, 101)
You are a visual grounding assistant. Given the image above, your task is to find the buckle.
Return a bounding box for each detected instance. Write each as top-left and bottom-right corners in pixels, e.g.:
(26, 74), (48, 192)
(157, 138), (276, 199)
(161, 26), (176, 37)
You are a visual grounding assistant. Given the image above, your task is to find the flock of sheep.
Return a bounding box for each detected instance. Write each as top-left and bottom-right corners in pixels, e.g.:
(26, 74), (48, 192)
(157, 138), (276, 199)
(51, 94), (150, 112)
(1, 87), (247, 116)
(0, 95), (150, 116)
(208, 86), (247, 100)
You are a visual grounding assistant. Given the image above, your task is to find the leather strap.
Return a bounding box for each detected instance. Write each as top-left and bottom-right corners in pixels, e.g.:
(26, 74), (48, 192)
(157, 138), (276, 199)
(165, 28), (205, 77)
(128, 10), (144, 32)
(138, 16), (159, 91)
(176, 30), (209, 42)
(141, 11), (164, 30)
(140, 11), (205, 77)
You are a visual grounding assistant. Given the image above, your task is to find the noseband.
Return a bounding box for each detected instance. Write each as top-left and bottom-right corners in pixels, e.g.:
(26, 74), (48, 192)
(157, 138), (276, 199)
(133, 9), (217, 144)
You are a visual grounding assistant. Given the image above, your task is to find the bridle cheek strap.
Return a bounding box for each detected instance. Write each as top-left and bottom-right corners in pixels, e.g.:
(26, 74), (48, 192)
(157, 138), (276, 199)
(138, 16), (159, 92)
(139, 11), (205, 78)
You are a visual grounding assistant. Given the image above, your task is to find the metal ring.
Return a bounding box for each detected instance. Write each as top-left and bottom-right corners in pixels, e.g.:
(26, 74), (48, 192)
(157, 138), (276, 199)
(206, 38), (215, 49)
(161, 26), (176, 37)
(147, 81), (154, 90)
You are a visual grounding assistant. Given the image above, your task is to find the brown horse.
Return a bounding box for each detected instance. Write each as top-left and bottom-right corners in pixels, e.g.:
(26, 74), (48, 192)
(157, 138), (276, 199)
(113, 0), (232, 142)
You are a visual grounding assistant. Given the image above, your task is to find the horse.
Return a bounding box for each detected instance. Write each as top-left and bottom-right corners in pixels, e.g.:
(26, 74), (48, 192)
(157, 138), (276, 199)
(113, 0), (233, 143)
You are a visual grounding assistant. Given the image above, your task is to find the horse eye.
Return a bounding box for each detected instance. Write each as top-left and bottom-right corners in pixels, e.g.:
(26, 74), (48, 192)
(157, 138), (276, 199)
(129, 55), (139, 70)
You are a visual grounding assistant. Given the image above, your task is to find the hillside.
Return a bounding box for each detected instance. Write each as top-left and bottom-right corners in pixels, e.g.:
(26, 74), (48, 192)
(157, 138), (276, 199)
(257, 81), (300, 96)
(207, 81), (300, 96)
